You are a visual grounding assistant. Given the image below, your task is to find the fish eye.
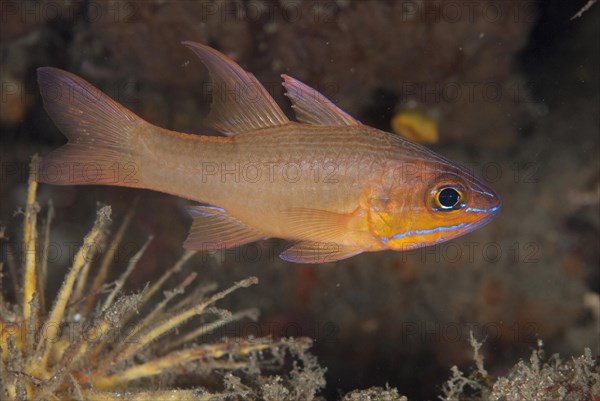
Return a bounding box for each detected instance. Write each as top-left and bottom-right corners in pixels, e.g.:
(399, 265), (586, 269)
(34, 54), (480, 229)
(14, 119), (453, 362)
(434, 187), (464, 211)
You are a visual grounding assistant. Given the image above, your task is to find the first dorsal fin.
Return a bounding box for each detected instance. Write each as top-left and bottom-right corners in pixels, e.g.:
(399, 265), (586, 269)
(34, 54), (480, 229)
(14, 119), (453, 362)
(281, 74), (360, 126)
(182, 41), (289, 135)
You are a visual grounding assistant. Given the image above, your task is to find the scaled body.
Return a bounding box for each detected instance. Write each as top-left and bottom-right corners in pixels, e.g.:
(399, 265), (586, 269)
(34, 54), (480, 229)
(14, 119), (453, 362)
(37, 42), (501, 263)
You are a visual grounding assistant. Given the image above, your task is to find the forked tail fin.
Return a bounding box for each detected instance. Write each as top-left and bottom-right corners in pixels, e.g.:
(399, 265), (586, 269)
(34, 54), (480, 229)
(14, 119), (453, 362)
(35, 67), (143, 187)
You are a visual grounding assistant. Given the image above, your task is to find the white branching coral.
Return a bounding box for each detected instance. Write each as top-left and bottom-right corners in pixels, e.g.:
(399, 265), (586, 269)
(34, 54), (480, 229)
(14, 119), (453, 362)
(440, 335), (600, 401)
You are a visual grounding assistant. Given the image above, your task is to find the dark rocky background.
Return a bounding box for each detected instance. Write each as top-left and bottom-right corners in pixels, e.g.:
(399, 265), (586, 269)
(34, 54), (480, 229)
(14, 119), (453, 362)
(1, 1), (598, 399)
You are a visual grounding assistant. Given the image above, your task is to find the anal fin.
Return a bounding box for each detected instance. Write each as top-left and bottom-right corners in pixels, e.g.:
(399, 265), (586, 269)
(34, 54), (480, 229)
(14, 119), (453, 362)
(184, 206), (266, 250)
(280, 241), (363, 264)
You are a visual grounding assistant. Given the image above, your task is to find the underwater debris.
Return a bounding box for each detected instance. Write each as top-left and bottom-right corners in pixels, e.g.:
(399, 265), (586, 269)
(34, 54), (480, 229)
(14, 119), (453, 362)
(0, 158), (326, 400)
(439, 334), (600, 401)
(341, 386), (408, 401)
(571, 0), (598, 20)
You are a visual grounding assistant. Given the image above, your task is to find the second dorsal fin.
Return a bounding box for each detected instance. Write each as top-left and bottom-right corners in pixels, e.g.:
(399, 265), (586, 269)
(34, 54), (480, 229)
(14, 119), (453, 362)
(281, 74), (360, 126)
(182, 41), (289, 135)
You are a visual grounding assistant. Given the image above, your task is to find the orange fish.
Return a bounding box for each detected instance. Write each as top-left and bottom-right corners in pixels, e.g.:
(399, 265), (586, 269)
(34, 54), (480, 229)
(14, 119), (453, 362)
(35, 42), (501, 263)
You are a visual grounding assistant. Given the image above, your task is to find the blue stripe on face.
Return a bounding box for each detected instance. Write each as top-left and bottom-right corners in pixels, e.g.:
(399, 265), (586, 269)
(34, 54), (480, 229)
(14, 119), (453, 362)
(465, 205), (501, 213)
(384, 222), (472, 242)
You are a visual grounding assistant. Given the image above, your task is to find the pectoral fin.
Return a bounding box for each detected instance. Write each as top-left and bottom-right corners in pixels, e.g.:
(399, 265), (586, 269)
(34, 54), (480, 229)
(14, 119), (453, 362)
(184, 206), (266, 250)
(280, 241), (363, 263)
(277, 207), (363, 263)
(281, 207), (353, 243)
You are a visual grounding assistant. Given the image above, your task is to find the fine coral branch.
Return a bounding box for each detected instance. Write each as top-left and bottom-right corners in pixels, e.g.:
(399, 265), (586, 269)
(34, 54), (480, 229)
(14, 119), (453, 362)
(82, 389), (214, 401)
(21, 156), (39, 332)
(37, 200), (54, 314)
(87, 277), (259, 383)
(101, 235), (153, 312)
(123, 272), (198, 343)
(83, 208), (134, 316)
(93, 340), (272, 388)
(167, 307), (260, 351)
(36, 206), (112, 369)
(140, 249), (197, 306)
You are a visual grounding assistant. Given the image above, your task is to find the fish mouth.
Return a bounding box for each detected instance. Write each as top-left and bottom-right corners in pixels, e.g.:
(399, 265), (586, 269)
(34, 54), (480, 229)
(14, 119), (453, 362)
(473, 204), (501, 229)
(456, 202), (501, 238)
(467, 182), (502, 225)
